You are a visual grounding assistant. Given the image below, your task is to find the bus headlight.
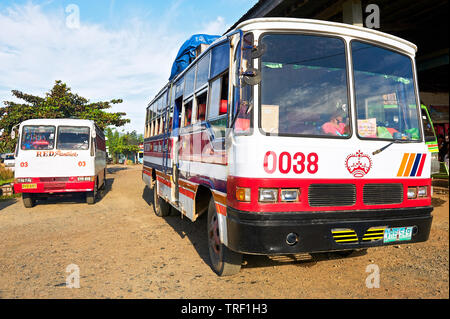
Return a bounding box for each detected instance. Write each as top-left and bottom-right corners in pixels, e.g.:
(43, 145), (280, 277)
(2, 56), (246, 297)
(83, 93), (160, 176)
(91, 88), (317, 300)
(418, 186), (428, 198)
(259, 188), (278, 203)
(281, 189), (299, 202)
(407, 187), (417, 199)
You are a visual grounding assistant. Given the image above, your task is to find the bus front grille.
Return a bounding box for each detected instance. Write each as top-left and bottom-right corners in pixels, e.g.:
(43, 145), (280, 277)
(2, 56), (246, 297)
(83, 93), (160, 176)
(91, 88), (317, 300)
(363, 184), (403, 205)
(308, 184), (356, 207)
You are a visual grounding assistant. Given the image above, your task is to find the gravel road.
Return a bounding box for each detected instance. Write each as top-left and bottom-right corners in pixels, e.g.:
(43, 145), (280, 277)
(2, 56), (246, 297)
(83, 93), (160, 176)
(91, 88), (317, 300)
(0, 165), (448, 298)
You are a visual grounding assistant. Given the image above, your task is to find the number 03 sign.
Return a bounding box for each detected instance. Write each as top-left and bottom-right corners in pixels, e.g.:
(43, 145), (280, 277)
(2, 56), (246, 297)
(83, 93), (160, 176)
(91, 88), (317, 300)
(263, 151), (319, 175)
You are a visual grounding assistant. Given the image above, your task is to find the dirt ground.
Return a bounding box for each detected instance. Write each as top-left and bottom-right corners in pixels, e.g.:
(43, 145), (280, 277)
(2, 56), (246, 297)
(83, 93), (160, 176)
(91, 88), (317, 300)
(0, 165), (448, 299)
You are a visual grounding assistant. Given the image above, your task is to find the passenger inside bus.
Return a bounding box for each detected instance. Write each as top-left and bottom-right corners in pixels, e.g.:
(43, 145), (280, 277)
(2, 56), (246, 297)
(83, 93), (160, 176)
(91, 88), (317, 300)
(322, 111), (348, 136)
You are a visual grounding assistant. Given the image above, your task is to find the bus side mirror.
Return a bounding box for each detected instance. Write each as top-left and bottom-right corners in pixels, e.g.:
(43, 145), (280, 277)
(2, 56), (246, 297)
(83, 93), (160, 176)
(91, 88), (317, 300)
(11, 130), (16, 140)
(242, 68), (261, 86)
(91, 130), (96, 138)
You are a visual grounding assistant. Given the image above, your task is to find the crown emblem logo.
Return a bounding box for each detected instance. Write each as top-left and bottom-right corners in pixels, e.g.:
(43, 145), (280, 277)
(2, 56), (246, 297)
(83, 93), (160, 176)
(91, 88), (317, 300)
(345, 150), (372, 178)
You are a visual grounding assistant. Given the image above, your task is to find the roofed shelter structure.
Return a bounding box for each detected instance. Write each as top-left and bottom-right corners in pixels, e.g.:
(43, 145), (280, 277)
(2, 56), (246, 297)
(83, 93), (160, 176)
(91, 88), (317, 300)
(228, 0), (448, 133)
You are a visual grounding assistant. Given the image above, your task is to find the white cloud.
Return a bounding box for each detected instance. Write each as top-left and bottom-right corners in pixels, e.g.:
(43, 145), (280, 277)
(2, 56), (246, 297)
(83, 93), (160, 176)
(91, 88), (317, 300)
(0, 2), (235, 134)
(198, 16), (229, 35)
(0, 2), (184, 133)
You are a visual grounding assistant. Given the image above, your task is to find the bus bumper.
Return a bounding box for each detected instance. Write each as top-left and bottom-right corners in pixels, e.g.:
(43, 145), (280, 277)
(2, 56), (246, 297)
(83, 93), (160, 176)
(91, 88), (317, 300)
(225, 206), (433, 255)
(14, 181), (95, 194)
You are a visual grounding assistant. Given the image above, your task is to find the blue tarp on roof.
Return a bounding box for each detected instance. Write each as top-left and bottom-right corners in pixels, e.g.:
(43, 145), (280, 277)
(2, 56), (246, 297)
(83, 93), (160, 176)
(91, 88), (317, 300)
(169, 34), (220, 81)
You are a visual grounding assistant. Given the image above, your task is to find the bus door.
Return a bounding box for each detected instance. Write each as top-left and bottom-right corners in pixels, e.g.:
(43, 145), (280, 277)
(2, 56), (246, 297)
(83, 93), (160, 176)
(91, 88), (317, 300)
(172, 95), (183, 204)
(162, 105), (170, 175)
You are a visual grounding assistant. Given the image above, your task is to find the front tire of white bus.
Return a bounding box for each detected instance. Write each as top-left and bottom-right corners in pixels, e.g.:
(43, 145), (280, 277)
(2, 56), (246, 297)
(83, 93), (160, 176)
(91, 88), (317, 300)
(87, 177), (99, 205)
(207, 198), (242, 276)
(22, 194), (35, 208)
(86, 191), (96, 205)
(153, 184), (170, 217)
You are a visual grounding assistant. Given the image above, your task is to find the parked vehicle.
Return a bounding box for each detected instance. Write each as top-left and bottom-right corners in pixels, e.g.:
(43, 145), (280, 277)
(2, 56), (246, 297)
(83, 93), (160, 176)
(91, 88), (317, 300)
(12, 119), (107, 207)
(421, 104), (440, 176)
(143, 18), (433, 276)
(3, 153), (15, 171)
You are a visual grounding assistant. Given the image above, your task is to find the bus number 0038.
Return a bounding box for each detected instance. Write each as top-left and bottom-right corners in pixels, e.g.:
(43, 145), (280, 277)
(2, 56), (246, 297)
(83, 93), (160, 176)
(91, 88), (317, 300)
(263, 151), (318, 175)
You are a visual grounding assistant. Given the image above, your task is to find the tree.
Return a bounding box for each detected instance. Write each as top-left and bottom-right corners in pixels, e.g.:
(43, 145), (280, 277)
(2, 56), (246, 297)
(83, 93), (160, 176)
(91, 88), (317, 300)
(105, 128), (140, 164)
(0, 80), (130, 153)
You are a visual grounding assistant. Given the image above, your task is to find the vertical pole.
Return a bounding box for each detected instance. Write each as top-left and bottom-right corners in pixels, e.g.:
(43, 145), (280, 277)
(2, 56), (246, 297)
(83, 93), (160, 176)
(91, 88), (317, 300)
(343, 0), (363, 27)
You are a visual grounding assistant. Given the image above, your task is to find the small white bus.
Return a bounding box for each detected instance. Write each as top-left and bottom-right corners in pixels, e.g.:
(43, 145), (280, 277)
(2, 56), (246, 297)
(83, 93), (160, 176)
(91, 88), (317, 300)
(12, 119), (107, 207)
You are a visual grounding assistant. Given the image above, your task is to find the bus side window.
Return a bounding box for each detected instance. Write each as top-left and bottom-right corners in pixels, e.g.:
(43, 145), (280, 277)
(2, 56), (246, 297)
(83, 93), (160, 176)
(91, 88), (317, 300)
(183, 100), (193, 127)
(196, 92), (207, 122)
(208, 72), (228, 119)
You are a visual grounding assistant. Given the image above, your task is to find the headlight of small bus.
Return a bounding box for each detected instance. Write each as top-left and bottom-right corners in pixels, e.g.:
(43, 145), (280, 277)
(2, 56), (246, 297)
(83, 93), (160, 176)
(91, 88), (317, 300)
(280, 189), (299, 202)
(258, 188), (278, 203)
(417, 186), (428, 198)
(407, 187), (417, 199)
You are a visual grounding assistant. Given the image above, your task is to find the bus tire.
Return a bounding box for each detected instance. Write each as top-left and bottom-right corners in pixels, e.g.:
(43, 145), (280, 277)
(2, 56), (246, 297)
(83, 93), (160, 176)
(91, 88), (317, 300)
(207, 198), (242, 276)
(22, 194), (35, 208)
(153, 184), (170, 217)
(86, 191), (96, 205)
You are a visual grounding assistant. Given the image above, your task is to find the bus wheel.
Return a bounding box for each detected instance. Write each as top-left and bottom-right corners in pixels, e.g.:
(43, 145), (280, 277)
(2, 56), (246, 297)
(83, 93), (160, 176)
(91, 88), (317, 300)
(207, 198), (242, 276)
(153, 185), (170, 217)
(22, 194), (35, 208)
(87, 179), (98, 205)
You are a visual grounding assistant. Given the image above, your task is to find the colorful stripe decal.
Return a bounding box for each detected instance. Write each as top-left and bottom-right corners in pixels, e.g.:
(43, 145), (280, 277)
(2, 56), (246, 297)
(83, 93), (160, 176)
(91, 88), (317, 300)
(416, 153), (427, 177)
(410, 154), (422, 177)
(397, 153), (427, 177)
(397, 153), (410, 177)
(403, 154), (416, 177)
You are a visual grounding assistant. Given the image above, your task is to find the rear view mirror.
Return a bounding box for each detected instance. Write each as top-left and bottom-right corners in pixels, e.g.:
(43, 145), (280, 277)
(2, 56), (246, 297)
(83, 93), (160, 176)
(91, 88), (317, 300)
(242, 68), (261, 86)
(10, 130), (16, 140)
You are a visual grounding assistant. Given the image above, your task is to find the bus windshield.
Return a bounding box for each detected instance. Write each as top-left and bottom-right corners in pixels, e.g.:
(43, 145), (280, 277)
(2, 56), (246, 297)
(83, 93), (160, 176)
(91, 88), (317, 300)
(352, 41), (421, 141)
(57, 126), (90, 150)
(21, 126), (55, 150)
(259, 33), (349, 137)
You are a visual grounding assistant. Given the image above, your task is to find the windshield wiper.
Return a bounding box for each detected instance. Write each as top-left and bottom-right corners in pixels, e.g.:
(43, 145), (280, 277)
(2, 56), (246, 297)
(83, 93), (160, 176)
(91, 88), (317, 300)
(372, 139), (412, 156)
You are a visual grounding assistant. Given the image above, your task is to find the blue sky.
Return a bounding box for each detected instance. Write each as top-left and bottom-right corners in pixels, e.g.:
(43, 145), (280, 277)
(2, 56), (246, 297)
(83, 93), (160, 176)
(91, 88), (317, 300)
(0, 0), (257, 133)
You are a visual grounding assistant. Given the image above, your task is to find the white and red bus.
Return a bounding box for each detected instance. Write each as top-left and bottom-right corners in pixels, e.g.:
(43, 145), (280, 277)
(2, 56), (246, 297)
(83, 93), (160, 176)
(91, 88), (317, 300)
(143, 18), (433, 276)
(13, 119), (107, 207)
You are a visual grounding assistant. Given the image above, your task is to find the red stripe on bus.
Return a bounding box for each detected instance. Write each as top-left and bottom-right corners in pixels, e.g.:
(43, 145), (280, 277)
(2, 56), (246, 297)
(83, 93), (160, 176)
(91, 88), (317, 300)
(179, 186), (195, 199)
(227, 176), (431, 213)
(416, 153), (427, 177)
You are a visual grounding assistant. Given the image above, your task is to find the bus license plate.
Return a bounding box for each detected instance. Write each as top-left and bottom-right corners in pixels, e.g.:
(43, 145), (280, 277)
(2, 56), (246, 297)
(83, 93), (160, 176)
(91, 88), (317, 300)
(383, 227), (413, 243)
(22, 184), (37, 189)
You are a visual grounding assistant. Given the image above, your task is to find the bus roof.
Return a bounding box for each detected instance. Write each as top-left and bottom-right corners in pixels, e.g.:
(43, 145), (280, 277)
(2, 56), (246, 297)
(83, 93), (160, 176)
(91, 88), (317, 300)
(19, 118), (96, 127)
(234, 18), (417, 56)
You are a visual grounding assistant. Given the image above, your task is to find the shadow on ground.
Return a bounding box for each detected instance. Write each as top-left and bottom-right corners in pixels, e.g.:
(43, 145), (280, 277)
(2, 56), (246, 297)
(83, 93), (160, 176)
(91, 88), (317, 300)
(142, 185), (367, 272)
(0, 198), (18, 210)
(107, 166), (129, 174)
(29, 177), (115, 207)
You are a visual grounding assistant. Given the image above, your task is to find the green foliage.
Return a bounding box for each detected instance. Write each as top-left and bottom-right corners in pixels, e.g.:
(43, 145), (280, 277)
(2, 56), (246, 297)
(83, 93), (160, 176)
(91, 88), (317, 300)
(0, 166), (14, 182)
(105, 128), (142, 163)
(0, 80), (130, 153)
